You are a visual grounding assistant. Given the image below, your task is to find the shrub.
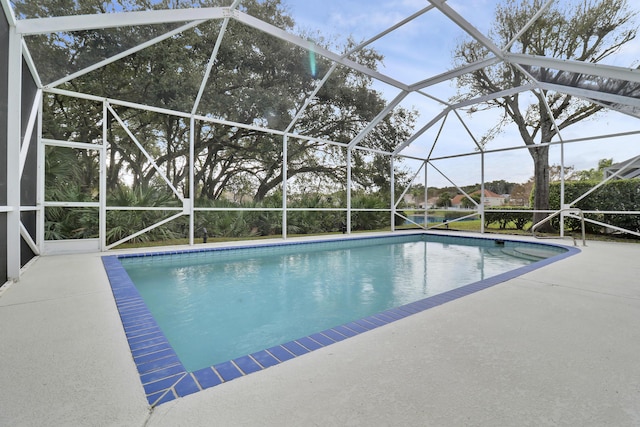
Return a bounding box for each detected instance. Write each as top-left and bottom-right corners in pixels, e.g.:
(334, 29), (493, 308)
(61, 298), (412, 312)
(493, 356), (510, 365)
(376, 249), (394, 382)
(484, 207), (532, 230)
(443, 210), (476, 221)
(549, 179), (640, 233)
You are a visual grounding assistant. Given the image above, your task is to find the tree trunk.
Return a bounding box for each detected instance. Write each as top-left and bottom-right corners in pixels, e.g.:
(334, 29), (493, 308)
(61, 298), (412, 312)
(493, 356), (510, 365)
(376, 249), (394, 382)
(531, 145), (552, 231)
(254, 176), (282, 202)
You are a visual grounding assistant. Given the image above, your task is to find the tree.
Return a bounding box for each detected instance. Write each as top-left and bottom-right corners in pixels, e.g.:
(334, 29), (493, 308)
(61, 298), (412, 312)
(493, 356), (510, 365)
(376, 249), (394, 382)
(484, 179), (514, 195)
(461, 193), (481, 209)
(509, 179), (534, 207)
(453, 0), (637, 227)
(409, 184), (426, 207)
(548, 164), (576, 182)
(574, 158), (614, 181)
(437, 192), (452, 208)
(17, 0), (416, 204)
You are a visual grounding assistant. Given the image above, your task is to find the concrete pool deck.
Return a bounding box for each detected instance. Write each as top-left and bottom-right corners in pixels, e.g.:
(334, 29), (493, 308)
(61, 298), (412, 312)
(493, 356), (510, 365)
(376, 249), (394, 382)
(1, 232), (639, 426)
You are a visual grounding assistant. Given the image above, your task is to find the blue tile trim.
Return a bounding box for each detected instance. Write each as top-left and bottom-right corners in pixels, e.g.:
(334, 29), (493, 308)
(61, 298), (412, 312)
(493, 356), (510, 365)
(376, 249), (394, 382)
(102, 233), (579, 407)
(345, 321), (369, 333)
(192, 367), (222, 389)
(102, 255), (187, 406)
(233, 355), (263, 375)
(296, 336), (323, 351)
(214, 361), (243, 381)
(308, 333), (335, 346)
(266, 345), (296, 362)
(143, 374), (184, 395)
(250, 350), (280, 368)
(174, 374), (200, 397)
(282, 340), (310, 356)
(320, 328), (348, 342)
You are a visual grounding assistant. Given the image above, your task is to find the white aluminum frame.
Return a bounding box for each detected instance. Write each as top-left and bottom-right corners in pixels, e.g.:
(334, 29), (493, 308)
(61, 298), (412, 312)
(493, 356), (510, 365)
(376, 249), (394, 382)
(6, 22), (21, 281)
(2, 1), (640, 281)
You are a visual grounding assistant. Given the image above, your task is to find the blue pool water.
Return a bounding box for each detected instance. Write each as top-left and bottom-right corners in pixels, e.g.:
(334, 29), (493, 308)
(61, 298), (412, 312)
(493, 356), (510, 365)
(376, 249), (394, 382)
(119, 234), (567, 372)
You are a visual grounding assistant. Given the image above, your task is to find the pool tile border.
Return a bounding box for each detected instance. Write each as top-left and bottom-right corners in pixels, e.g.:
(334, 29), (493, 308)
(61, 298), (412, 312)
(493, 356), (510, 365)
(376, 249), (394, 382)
(102, 233), (579, 407)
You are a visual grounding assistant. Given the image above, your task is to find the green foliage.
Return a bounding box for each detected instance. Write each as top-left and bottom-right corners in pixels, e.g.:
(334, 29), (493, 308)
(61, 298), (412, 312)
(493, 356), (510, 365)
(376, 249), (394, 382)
(573, 158), (614, 181)
(437, 192), (452, 208)
(443, 211), (476, 221)
(23, 0), (420, 244)
(549, 180), (640, 232)
(484, 180), (515, 195)
(286, 193), (344, 234)
(461, 194), (481, 209)
(351, 193), (391, 231)
(45, 145), (100, 202)
(19, 0), (417, 206)
(453, 0), (637, 215)
(105, 185), (183, 245)
(45, 207), (100, 240)
(484, 207), (532, 230)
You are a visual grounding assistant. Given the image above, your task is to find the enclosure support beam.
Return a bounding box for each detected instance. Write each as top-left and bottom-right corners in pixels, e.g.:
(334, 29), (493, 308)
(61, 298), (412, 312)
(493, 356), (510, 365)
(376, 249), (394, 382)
(108, 105), (184, 201)
(16, 7), (226, 35)
(505, 53), (640, 84)
(49, 20), (205, 90)
(559, 140), (566, 237)
(480, 152), (485, 234)
(348, 91), (409, 149)
(430, 162), (477, 211)
(6, 27), (21, 280)
(282, 135), (288, 240)
(395, 162), (427, 230)
(537, 82), (640, 110)
(100, 101), (107, 250)
(428, 0), (504, 60)
(390, 157), (396, 232)
(410, 57), (500, 92)
(346, 148), (352, 234)
(234, 11), (408, 92)
(36, 94), (44, 253)
(19, 90), (41, 177)
(191, 1), (240, 116)
(284, 64), (338, 135)
(424, 161), (428, 226)
(189, 117), (195, 246)
(17, 89), (42, 256)
(503, 0), (554, 51)
(19, 222), (38, 256)
(106, 212), (183, 250)
(394, 108), (450, 156)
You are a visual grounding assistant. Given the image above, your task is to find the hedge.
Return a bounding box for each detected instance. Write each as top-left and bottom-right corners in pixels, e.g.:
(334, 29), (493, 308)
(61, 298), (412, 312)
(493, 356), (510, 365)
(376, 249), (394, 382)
(484, 207), (532, 230)
(549, 179), (640, 233)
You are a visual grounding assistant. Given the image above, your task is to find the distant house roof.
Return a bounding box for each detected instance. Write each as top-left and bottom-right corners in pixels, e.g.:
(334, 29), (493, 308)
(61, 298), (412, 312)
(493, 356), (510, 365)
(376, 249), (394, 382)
(480, 189), (502, 198)
(451, 189), (506, 207)
(451, 189), (503, 203)
(604, 156), (640, 179)
(450, 194), (466, 206)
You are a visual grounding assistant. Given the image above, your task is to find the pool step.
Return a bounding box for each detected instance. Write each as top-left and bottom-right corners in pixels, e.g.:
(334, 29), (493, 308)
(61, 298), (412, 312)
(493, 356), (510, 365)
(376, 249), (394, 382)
(487, 246), (549, 261)
(500, 246), (549, 261)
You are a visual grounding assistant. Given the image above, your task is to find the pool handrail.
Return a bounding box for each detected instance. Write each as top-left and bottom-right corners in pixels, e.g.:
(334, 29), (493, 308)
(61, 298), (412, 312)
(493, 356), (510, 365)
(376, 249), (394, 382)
(531, 207), (586, 246)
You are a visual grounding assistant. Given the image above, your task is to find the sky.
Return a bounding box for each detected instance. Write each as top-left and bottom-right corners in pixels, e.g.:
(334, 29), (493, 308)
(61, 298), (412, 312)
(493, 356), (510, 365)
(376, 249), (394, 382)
(285, 0), (640, 188)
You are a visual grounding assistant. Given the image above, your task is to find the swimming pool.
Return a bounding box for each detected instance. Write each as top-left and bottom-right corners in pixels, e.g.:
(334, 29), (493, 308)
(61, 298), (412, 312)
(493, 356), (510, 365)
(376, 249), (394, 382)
(102, 233), (577, 406)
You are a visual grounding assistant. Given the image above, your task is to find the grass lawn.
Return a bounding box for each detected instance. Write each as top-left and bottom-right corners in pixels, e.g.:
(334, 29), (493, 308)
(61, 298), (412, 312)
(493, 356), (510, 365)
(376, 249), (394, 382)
(415, 219), (639, 243)
(113, 219), (638, 249)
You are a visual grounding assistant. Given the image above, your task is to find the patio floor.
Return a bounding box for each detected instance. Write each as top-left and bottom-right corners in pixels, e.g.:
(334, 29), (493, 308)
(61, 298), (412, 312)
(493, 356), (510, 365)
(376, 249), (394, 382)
(1, 232), (639, 426)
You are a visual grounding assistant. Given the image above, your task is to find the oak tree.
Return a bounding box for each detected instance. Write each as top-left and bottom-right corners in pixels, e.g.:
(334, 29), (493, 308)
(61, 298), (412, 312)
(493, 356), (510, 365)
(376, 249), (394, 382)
(454, 0), (637, 226)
